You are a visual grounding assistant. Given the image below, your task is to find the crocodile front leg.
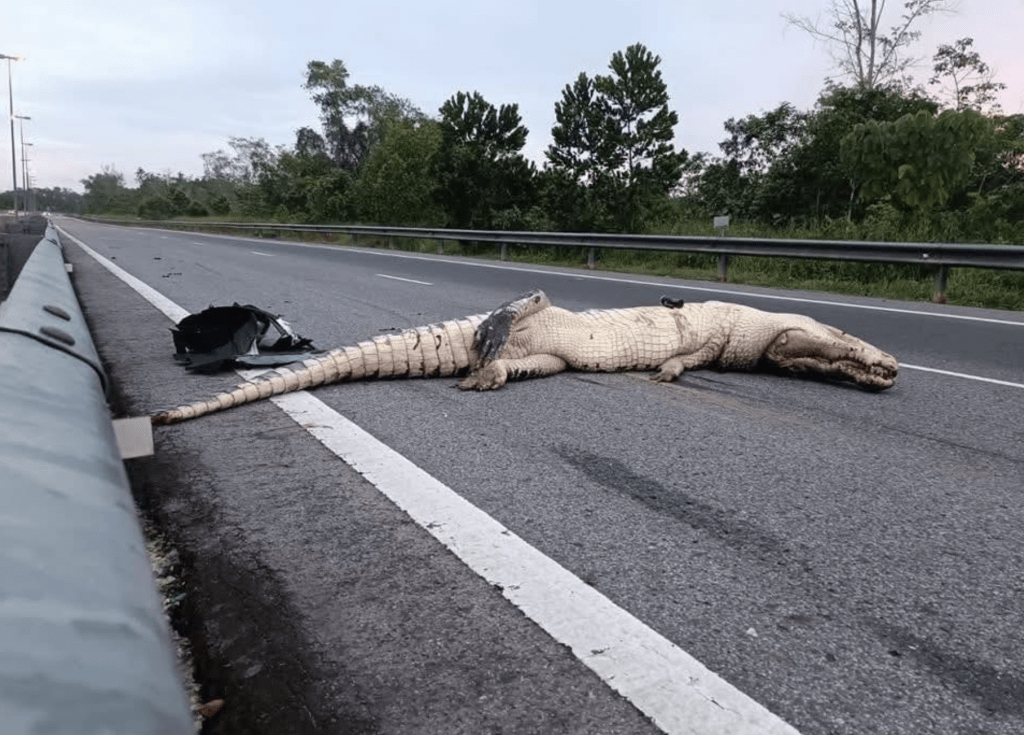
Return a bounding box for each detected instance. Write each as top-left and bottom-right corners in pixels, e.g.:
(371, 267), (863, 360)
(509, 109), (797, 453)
(459, 355), (568, 390)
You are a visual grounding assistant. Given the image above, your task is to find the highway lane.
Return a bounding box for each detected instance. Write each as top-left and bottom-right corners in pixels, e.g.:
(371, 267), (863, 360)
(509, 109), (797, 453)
(57, 218), (1024, 734)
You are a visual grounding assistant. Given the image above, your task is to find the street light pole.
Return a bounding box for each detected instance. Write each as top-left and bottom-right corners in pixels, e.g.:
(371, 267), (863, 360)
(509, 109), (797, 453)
(23, 142), (34, 212)
(1, 53), (23, 218)
(15, 115), (30, 211)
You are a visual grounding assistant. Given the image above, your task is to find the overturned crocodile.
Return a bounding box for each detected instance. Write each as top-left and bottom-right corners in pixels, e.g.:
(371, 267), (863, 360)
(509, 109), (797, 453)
(151, 289), (897, 424)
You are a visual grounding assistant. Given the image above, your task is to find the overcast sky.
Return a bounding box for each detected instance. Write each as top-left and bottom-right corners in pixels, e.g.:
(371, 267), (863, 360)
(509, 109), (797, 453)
(3, 0), (1023, 193)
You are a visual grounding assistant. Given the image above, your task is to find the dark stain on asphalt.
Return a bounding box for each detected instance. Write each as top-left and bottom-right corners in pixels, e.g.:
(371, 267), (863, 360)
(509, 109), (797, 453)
(870, 620), (1024, 718)
(554, 443), (1024, 720)
(554, 444), (789, 560)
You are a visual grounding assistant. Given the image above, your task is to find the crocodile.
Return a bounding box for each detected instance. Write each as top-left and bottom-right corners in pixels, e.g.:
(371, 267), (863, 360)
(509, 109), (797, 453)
(151, 289), (897, 425)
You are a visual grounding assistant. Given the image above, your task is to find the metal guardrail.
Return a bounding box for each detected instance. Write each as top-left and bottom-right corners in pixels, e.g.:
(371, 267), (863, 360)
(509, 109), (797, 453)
(85, 217), (1024, 303)
(0, 224), (193, 734)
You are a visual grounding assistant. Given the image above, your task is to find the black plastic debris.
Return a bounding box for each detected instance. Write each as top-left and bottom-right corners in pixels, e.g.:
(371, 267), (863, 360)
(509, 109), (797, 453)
(171, 304), (318, 373)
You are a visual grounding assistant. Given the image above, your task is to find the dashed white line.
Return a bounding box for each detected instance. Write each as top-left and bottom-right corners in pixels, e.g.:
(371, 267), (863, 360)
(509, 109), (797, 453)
(108, 222), (1024, 328)
(251, 250), (274, 257)
(61, 223), (804, 735)
(376, 273), (433, 286)
(356, 254), (1024, 327)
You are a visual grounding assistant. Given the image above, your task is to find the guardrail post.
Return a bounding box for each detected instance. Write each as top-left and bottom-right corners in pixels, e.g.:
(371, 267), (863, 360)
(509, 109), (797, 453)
(587, 247), (596, 269)
(932, 265), (949, 304)
(500, 242), (507, 261)
(718, 254), (729, 282)
(437, 238), (444, 255)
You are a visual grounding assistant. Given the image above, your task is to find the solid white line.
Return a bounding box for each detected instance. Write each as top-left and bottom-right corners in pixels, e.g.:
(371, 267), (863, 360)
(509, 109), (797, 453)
(900, 363), (1024, 389)
(280, 393), (801, 735)
(97, 222), (1024, 327)
(63, 223), (802, 735)
(375, 273), (433, 286)
(58, 227), (190, 323)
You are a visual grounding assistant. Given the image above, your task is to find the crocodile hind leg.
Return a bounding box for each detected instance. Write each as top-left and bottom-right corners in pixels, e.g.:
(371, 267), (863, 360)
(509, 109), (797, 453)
(459, 355), (568, 390)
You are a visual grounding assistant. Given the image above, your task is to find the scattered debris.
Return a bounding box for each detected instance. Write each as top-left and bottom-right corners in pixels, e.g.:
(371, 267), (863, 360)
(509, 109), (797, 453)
(171, 303), (317, 372)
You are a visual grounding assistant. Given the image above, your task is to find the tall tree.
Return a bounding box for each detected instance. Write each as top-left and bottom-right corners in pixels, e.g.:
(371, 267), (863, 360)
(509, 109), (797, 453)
(354, 118), (443, 226)
(695, 103), (808, 218)
(929, 37), (1007, 113)
(546, 43), (686, 232)
(544, 73), (619, 230)
(81, 166), (133, 214)
(303, 59), (423, 171)
(784, 0), (956, 90)
(433, 91), (536, 229)
(596, 43), (688, 231)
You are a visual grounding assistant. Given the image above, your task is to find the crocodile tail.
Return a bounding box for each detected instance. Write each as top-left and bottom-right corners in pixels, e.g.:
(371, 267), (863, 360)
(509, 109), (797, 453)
(152, 314), (486, 425)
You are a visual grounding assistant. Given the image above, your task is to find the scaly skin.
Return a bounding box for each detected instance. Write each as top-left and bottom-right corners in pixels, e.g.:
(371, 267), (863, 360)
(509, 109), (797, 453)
(152, 289), (897, 425)
(152, 314), (487, 424)
(457, 290), (898, 391)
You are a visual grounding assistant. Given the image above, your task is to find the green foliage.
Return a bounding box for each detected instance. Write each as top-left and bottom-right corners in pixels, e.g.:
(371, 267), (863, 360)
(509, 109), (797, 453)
(597, 43), (688, 231)
(138, 196), (174, 220)
(0, 186), (81, 213)
(81, 167), (133, 214)
(841, 108), (992, 212)
(208, 194), (231, 216)
(254, 140), (353, 223)
(696, 102), (807, 218)
(698, 85), (938, 224)
(433, 91), (536, 229)
(354, 118), (443, 226)
(303, 59), (423, 171)
(544, 73), (617, 230)
(74, 52), (1023, 257)
(545, 44), (686, 232)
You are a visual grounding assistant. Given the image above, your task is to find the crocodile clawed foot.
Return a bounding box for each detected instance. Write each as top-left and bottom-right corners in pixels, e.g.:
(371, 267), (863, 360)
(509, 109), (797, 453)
(458, 362), (509, 391)
(649, 370), (677, 383)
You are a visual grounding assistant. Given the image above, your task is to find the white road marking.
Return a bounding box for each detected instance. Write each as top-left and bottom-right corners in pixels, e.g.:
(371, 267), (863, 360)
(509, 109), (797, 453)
(59, 227), (190, 323)
(355, 253), (1024, 327)
(279, 393), (802, 735)
(376, 273), (433, 286)
(62, 223), (803, 735)
(900, 363), (1024, 389)
(251, 250), (274, 257)
(113, 222), (1024, 327)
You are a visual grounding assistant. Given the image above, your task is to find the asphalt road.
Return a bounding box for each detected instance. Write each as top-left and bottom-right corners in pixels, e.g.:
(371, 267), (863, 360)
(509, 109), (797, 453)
(57, 218), (1024, 735)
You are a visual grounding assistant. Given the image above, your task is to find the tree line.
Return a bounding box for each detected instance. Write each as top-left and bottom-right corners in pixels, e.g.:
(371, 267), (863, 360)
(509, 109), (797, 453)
(34, 5), (1024, 245)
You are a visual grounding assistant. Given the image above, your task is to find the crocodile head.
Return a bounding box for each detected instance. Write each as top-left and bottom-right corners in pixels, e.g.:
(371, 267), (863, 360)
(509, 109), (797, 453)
(761, 326), (898, 390)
